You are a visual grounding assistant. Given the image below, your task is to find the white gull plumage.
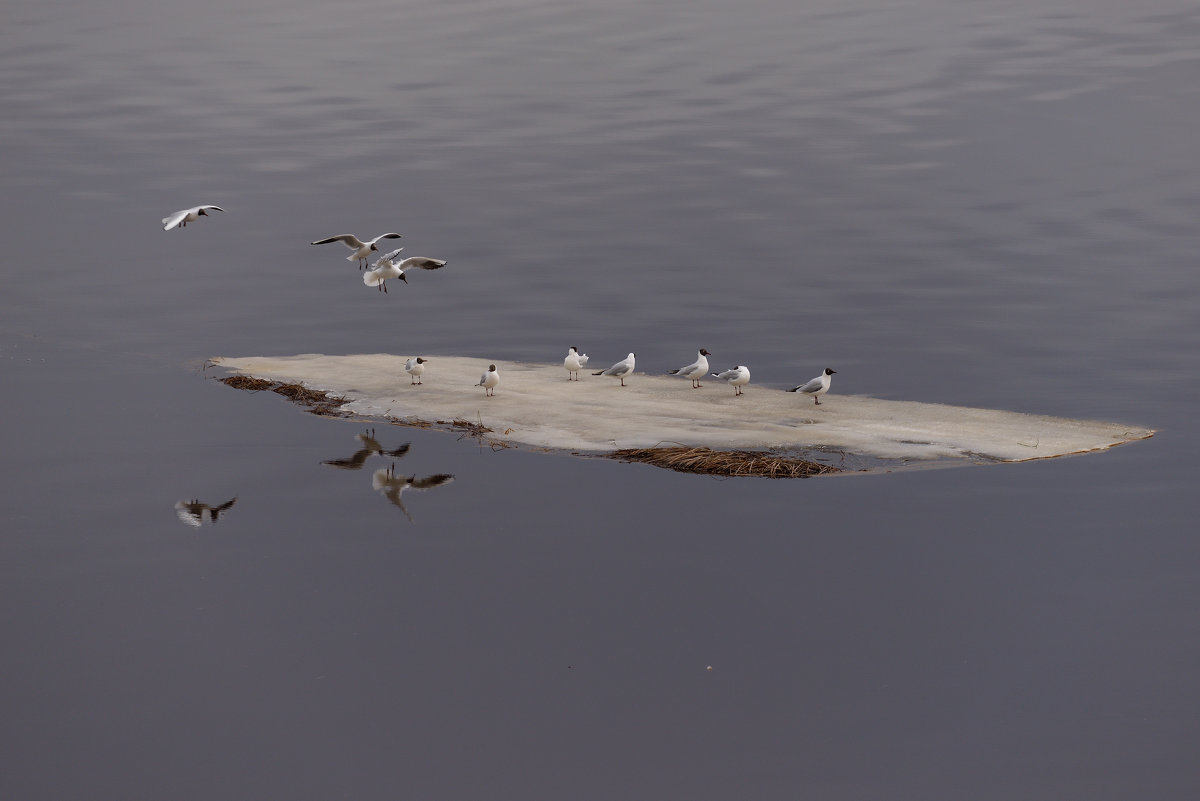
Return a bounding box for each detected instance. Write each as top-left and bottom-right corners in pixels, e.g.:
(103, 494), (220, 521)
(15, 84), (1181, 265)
(310, 232), (403, 268)
(163, 205), (224, 231)
(712, 365), (751, 395)
(563, 346), (589, 381)
(362, 248), (447, 293)
(593, 353), (636, 386)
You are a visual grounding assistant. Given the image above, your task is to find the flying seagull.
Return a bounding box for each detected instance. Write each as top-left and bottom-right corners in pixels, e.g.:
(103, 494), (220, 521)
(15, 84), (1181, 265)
(372, 463), (455, 523)
(310, 232), (403, 268)
(787, 368), (836, 405)
(363, 248), (447, 292)
(174, 497), (237, 527)
(321, 429), (411, 470)
(163, 205), (224, 231)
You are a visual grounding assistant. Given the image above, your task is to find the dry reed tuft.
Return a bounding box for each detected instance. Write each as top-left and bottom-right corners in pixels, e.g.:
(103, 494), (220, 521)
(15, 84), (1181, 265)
(221, 375), (274, 391)
(609, 446), (840, 478)
(220, 375), (348, 416)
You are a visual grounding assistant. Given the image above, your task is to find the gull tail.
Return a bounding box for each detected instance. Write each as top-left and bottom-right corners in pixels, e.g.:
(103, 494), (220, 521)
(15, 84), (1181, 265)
(363, 271), (384, 287)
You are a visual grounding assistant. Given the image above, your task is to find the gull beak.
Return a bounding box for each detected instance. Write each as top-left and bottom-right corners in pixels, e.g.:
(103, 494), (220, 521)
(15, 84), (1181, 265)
(400, 273), (408, 283)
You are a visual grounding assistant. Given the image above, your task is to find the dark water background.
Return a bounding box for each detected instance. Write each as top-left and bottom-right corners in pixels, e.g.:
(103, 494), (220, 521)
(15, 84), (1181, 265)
(3, 1), (1199, 798)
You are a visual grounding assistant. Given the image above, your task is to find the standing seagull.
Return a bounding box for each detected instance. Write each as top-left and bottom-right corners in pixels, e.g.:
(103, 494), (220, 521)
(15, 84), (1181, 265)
(310, 232), (403, 268)
(162, 205), (224, 231)
(668, 348), (711, 388)
(712, 365), (751, 395)
(476, 364), (500, 396)
(593, 353), (636, 386)
(787, 368), (836, 405)
(363, 248), (447, 292)
(405, 357), (428, 385)
(563, 346), (589, 381)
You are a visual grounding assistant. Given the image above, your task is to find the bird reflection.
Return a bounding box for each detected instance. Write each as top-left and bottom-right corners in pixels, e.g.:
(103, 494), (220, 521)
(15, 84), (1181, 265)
(321, 428), (411, 470)
(175, 497), (237, 527)
(371, 462), (455, 522)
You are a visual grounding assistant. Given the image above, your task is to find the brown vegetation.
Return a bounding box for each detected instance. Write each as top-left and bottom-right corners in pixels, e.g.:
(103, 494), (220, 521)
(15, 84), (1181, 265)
(219, 375), (349, 416)
(609, 446), (840, 478)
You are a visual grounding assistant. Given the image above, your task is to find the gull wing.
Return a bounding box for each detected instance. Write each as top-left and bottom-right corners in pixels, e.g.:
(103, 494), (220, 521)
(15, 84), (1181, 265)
(408, 473), (455, 491)
(162, 209), (190, 230)
(789, 377), (822, 393)
(311, 234), (366, 248)
(366, 232), (404, 245)
(400, 257), (447, 271)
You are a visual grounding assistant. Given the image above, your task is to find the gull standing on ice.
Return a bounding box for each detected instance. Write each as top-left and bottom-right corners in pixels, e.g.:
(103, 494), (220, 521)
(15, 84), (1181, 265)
(668, 348), (711, 388)
(363, 248), (447, 293)
(310, 232), (403, 268)
(476, 364), (500, 396)
(712, 365), (751, 395)
(787, 368), (836, 405)
(563, 346), (589, 381)
(405, 357), (428, 384)
(162, 205), (224, 231)
(593, 353), (636, 386)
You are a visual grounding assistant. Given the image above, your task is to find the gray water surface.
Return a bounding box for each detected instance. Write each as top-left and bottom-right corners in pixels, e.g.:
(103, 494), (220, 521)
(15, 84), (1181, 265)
(2, 1), (1199, 798)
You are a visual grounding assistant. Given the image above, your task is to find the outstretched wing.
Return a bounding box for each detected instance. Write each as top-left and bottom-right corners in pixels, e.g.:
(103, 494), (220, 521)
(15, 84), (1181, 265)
(409, 473), (455, 491)
(322, 448), (371, 469)
(366, 232), (404, 245)
(401, 257), (447, 271)
(162, 209), (190, 230)
(311, 234), (365, 248)
(375, 247), (405, 265)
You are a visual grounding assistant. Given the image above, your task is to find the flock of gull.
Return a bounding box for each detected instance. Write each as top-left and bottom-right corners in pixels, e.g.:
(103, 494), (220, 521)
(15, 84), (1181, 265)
(447, 348), (835, 403)
(163, 204), (837, 404)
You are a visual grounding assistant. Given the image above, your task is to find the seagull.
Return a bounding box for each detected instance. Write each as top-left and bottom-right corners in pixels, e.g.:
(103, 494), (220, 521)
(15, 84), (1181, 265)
(477, 363), (500, 396)
(668, 348), (711, 388)
(321, 429), (411, 470)
(310, 232), (403, 268)
(787, 368), (836, 405)
(593, 353), (636, 386)
(372, 463), (455, 522)
(712, 365), (751, 395)
(174, 497), (237, 527)
(563, 346), (589, 381)
(362, 248), (447, 293)
(162, 205), (224, 231)
(405, 357), (428, 385)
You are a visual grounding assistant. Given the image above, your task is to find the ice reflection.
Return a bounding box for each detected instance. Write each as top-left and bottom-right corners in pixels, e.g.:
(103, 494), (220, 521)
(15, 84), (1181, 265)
(371, 463), (455, 523)
(174, 497), (237, 528)
(321, 428), (410, 470)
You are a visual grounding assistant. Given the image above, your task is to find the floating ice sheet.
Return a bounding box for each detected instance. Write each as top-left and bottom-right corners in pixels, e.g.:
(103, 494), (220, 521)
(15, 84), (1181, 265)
(212, 354), (1153, 467)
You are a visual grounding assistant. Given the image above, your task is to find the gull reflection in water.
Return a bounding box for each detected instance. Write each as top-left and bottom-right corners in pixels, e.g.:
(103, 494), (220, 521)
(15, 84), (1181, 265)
(372, 462), (455, 523)
(321, 428), (411, 470)
(175, 497), (237, 527)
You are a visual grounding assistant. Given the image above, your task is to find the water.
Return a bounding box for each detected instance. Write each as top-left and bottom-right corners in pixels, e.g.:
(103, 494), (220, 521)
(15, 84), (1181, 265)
(2, 0), (1199, 797)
